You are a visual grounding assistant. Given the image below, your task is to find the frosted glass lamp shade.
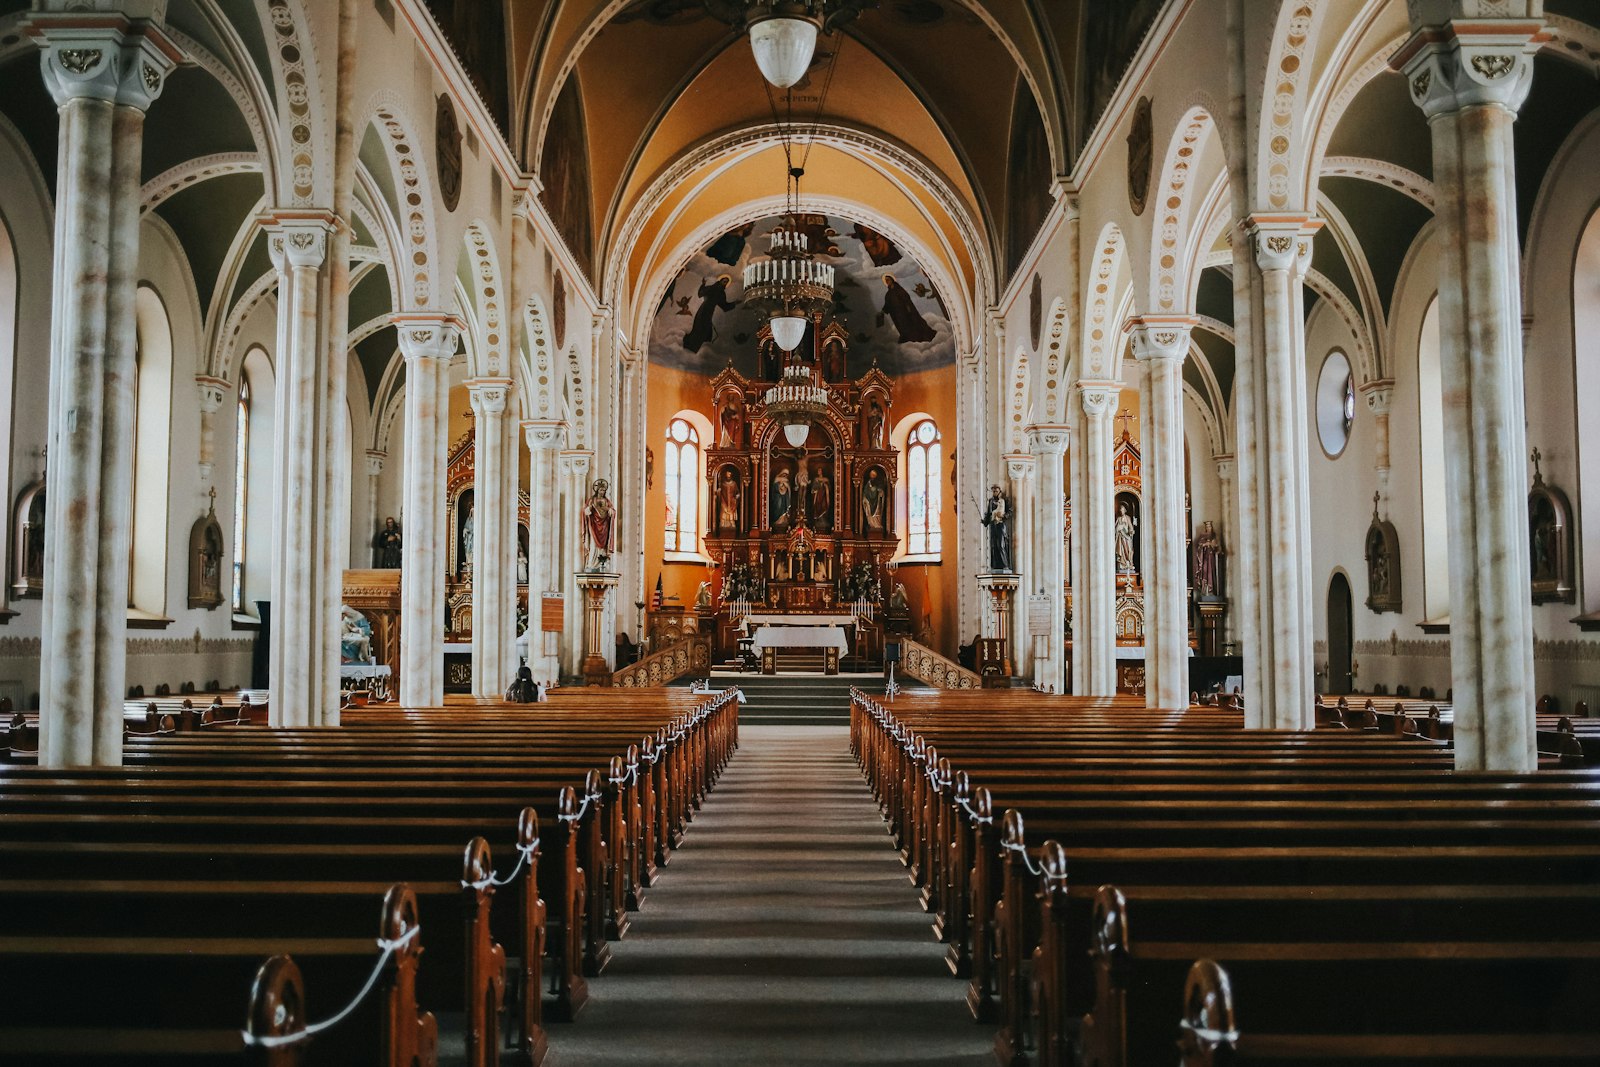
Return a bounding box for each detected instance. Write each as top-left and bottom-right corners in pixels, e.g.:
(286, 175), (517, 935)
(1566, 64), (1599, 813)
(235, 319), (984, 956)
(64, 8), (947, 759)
(749, 17), (818, 89)
(770, 314), (807, 352)
(783, 421), (812, 447)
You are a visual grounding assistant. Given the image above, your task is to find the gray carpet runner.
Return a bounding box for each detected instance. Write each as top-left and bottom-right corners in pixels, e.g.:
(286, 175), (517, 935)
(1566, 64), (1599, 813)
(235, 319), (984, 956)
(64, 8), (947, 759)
(722, 674), (864, 726)
(548, 725), (991, 1067)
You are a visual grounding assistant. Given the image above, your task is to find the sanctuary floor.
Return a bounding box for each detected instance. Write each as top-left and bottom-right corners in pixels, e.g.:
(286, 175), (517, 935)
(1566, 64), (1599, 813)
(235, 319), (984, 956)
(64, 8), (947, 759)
(550, 725), (991, 1067)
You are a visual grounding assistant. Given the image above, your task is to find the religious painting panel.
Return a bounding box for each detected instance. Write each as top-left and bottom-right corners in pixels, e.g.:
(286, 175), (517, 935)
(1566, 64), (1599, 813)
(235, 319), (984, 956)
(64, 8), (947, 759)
(540, 77), (595, 282)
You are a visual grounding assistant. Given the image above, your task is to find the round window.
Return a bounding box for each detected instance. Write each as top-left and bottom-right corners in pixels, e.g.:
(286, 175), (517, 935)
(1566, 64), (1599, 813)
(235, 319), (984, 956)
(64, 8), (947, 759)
(1315, 350), (1354, 458)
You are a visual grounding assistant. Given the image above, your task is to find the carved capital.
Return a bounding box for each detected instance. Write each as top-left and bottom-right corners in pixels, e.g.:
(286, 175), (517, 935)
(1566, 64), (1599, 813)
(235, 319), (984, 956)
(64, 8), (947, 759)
(1214, 454), (1236, 482)
(392, 313), (463, 362)
(265, 211), (337, 272)
(466, 377), (513, 417)
(523, 420), (566, 452)
(1361, 379), (1396, 417)
(31, 16), (181, 109)
(1026, 424), (1071, 457)
(1076, 381), (1121, 419)
(560, 449), (593, 478)
(1127, 316), (1196, 364)
(365, 450), (386, 477)
(1003, 452), (1036, 485)
(194, 375), (229, 415)
(1248, 215), (1318, 276)
(1394, 15), (1543, 118)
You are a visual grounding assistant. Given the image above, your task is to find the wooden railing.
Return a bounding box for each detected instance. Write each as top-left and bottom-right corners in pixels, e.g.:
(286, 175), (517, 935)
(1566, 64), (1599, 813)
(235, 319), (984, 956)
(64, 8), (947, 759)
(897, 637), (982, 689)
(613, 634), (712, 688)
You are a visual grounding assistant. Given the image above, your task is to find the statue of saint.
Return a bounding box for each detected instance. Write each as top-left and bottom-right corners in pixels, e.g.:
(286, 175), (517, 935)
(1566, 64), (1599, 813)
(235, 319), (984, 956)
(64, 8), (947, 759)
(373, 516), (403, 568)
(516, 543), (529, 585)
(769, 466), (793, 530)
(582, 478), (617, 571)
(1192, 520), (1222, 597)
(461, 502), (475, 567)
(981, 484), (1012, 572)
(867, 404), (885, 449)
(860, 468), (887, 534)
(888, 581), (910, 616)
(1115, 502), (1138, 574)
(809, 465), (833, 531)
(339, 604), (373, 665)
(717, 469), (741, 532)
(720, 398), (742, 448)
(694, 580), (713, 610)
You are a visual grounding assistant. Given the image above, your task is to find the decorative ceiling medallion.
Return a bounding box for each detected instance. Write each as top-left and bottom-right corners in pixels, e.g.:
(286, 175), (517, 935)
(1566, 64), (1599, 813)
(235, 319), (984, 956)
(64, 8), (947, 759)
(436, 93), (463, 213)
(552, 270), (568, 350)
(1127, 95), (1153, 217)
(1029, 273), (1043, 350)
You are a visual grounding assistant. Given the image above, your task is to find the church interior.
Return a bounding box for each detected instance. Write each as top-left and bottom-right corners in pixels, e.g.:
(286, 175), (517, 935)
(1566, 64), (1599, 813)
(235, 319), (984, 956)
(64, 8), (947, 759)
(3, 0), (1600, 1063)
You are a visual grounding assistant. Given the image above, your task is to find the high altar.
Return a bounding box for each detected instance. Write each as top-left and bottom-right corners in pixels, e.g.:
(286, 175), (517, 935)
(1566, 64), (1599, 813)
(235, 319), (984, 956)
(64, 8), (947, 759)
(698, 316), (896, 665)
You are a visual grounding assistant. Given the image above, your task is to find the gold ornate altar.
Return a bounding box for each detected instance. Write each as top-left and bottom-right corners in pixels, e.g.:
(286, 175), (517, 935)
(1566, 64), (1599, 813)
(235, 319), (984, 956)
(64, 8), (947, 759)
(702, 317), (896, 664)
(443, 429), (531, 642)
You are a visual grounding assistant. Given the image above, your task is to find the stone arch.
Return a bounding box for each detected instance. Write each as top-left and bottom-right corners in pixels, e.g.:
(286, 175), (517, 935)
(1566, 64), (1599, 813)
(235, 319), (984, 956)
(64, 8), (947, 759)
(259, 0), (324, 208)
(564, 346), (588, 449)
(363, 94), (440, 311)
(1149, 106), (1222, 315)
(1038, 298), (1071, 423)
(523, 296), (557, 421)
(1254, 0), (1334, 212)
(460, 224), (507, 377)
(1007, 346), (1032, 454)
(1080, 225), (1132, 381)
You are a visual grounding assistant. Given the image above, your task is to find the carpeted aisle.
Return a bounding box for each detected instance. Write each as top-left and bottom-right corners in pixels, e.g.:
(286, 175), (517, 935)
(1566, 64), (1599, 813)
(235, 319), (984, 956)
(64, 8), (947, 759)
(549, 724), (992, 1067)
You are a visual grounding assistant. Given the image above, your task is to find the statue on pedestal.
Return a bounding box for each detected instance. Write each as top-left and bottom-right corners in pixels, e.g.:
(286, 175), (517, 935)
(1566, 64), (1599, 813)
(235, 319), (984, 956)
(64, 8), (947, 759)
(373, 516), (403, 568)
(981, 484), (1012, 572)
(582, 478), (617, 572)
(1193, 519), (1223, 598)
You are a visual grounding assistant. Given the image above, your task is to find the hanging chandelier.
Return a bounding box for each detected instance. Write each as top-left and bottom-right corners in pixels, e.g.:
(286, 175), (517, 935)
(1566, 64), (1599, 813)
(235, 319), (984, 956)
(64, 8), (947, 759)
(696, 1), (875, 89)
(742, 222), (835, 353)
(763, 364), (830, 447)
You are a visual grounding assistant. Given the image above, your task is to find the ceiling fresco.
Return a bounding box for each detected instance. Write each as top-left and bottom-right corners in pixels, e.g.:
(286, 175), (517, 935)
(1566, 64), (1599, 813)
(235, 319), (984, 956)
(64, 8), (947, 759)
(649, 212), (957, 378)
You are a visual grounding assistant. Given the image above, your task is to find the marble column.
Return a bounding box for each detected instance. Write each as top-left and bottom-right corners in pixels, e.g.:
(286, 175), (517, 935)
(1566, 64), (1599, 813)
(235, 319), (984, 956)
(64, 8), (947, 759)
(559, 450), (594, 679)
(1361, 381), (1396, 508)
(523, 421), (564, 685)
(364, 450), (386, 563)
(33, 17), (176, 767)
(616, 351), (646, 628)
(467, 378), (515, 697)
(395, 315), (460, 707)
(195, 377), (229, 484)
(1027, 427), (1069, 694)
(264, 214), (344, 728)
(1131, 319), (1194, 709)
(1072, 383), (1120, 696)
(1003, 453), (1035, 677)
(1397, 10), (1541, 771)
(1213, 453), (1237, 648)
(1241, 216), (1318, 729)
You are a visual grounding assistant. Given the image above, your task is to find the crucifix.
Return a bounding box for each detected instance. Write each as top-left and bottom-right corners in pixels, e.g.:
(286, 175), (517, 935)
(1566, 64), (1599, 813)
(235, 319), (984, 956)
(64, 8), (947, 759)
(1116, 408), (1135, 440)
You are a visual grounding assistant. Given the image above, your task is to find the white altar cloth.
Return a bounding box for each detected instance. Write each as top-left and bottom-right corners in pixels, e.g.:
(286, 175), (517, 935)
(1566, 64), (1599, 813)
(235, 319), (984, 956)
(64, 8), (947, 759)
(750, 625), (849, 652)
(741, 613), (857, 631)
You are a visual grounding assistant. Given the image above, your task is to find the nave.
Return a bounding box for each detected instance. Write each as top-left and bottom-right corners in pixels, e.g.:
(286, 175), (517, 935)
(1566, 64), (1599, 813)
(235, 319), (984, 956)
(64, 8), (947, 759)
(555, 726), (990, 1067)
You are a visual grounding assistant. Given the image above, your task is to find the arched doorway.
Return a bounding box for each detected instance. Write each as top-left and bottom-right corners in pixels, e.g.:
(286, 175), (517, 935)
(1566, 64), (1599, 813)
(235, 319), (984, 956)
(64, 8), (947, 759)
(1327, 573), (1354, 695)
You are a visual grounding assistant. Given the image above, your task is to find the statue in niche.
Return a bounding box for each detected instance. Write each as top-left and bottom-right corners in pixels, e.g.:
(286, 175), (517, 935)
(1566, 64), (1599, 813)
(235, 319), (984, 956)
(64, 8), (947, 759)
(1528, 448), (1575, 604)
(459, 499), (475, 577)
(373, 516), (403, 568)
(1115, 501), (1139, 574)
(866, 403), (885, 450)
(716, 469), (742, 533)
(808, 463), (833, 531)
(694, 580), (713, 610)
(1192, 520), (1223, 598)
(719, 396), (744, 447)
(582, 478), (617, 571)
(770, 465), (793, 531)
(516, 543), (529, 585)
(888, 581), (910, 617)
(981, 484), (1013, 572)
(1364, 493), (1403, 613)
(187, 490), (226, 610)
(860, 468), (888, 535)
(11, 454), (45, 599)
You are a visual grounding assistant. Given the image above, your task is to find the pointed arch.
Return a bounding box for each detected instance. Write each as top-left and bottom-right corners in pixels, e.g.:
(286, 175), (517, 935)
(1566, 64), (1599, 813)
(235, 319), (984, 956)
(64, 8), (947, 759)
(1006, 346), (1033, 454)
(1149, 107), (1222, 314)
(362, 94), (441, 311)
(1038, 298), (1071, 423)
(460, 224), (507, 378)
(523, 296), (558, 422)
(1080, 225), (1132, 381)
(1255, 1), (1334, 212)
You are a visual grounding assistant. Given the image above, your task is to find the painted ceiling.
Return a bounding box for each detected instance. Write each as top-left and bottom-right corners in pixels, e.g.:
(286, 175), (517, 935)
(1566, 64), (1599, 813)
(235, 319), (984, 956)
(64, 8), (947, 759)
(649, 212), (957, 378)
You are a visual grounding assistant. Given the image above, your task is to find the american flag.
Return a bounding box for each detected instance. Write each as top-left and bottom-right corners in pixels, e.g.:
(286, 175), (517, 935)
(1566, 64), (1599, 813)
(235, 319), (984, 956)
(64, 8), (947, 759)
(651, 573), (663, 611)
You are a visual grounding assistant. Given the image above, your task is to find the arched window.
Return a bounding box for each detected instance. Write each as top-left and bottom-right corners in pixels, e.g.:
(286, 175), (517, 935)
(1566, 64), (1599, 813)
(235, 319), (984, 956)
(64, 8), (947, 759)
(231, 377), (250, 612)
(906, 418), (942, 557)
(664, 417), (701, 554)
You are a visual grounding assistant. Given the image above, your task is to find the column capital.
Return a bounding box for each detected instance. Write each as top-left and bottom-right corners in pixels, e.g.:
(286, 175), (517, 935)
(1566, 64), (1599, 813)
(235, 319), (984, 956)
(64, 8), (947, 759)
(466, 377), (514, 416)
(1025, 424), (1071, 456)
(1392, 14), (1543, 118)
(194, 375), (229, 414)
(559, 449), (594, 477)
(1127, 316), (1196, 363)
(30, 14), (182, 109)
(1247, 215), (1319, 275)
(523, 420), (566, 451)
(1360, 378), (1396, 416)
(265, 211), (338, 272)
(365, 449), (386, 477)
(1214, 453), (1236, 480)
(392, 313), (464, 362)
(1075, 380), (1121, 417)
(1002, 452), (1037, 484)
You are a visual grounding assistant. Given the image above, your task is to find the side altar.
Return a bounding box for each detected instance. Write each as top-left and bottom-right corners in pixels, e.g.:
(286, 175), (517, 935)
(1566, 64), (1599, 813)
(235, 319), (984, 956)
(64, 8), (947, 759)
(700, 318), (897, 668)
